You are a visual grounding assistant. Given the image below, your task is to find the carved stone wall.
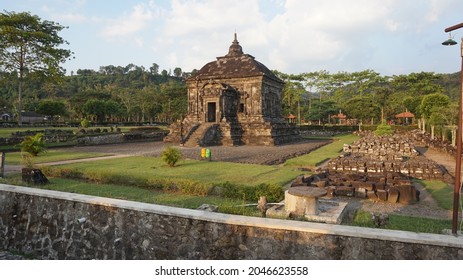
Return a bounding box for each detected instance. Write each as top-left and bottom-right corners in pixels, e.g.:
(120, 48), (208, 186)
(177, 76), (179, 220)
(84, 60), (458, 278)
(164, 34), (300, 146)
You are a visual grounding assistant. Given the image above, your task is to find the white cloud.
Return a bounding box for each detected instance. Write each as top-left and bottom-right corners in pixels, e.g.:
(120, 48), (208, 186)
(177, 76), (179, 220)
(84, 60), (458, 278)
(54, 13), (87, 23)
(100, 2), (159, 39)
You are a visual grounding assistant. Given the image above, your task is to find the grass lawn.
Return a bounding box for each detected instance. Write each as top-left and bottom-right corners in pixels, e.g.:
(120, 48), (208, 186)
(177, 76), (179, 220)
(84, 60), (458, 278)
(4, 150), (111, 165)
(284, 134), (360, 168)
(352, 209), (452, 234)
(0, 175), (259, 216)
(46, 156), (304, 187)
(415, 179), (453, 210)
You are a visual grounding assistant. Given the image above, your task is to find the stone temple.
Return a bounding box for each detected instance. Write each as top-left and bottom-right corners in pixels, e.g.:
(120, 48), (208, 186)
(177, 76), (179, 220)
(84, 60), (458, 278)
(164, 34), (300, 146)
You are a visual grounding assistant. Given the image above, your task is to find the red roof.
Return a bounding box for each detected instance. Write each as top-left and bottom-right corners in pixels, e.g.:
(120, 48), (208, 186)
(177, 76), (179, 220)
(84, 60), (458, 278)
(287, 113), (296, 119)
(332, 113), (346, 119)
(396, 111), (414, 118)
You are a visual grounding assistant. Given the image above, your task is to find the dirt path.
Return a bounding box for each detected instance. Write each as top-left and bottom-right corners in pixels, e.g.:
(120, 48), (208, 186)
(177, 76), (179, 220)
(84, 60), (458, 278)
(49, 139), (330, 165)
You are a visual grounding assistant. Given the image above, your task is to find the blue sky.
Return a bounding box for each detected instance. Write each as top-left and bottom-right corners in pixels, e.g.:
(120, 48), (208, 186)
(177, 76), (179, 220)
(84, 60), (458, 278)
(2, 0), (463, 76)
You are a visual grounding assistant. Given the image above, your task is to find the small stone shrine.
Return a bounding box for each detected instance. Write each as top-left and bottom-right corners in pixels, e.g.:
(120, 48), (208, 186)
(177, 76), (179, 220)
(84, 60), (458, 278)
(164, 34), (300, 146)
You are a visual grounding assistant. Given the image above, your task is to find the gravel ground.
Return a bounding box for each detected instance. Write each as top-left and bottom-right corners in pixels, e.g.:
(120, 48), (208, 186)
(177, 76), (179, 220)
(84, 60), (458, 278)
(61, 139), (330, 165)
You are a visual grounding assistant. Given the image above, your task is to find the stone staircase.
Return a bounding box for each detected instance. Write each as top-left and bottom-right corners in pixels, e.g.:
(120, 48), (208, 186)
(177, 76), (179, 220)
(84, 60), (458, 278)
(183, 123), (217, 147)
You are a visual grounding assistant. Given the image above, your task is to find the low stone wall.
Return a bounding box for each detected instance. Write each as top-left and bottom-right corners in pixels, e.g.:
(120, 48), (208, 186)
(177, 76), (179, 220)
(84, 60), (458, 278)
(0, 184), (462, 260)
(77, 132), (168, 145)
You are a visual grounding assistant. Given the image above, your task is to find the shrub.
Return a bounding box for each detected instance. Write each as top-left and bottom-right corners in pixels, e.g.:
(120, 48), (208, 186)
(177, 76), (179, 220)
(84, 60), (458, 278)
(19, 133), (46, 156)
(374, 124), (394, 136)
(161, 146), (182, 167)
(218, 181), (284, 202)
(81, 118), (90, 128)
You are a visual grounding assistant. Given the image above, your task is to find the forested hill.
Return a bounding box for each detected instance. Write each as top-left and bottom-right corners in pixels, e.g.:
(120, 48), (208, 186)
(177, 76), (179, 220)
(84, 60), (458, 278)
(0, 63), (461, 125)
(0, 63), (193, 123)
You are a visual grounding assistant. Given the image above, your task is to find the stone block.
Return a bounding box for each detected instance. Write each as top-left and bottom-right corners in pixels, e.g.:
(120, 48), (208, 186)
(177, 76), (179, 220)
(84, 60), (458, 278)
(375, 183), (385, 190)
(326, 186), (336, 198)
(376, 190), (388, 201)
(387, 187), (399, 203)
(355, 187), (367, 198)
(313, 180), (327, 188)
(335, 186), (354, 197)
(367, 190), (377, 200)
(292, 175), (305, 185)
(396, 185), (418, 204)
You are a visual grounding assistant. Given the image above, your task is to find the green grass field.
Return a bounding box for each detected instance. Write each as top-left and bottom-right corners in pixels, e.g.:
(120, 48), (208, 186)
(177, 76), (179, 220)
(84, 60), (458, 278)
(5, 150), (111, 165)
(284, 134), (360, 168)
(415, 180), (453, 210)
(0, 175), (260, 216)
(46, 156), (303, 187)
(352, 209), (452, 234)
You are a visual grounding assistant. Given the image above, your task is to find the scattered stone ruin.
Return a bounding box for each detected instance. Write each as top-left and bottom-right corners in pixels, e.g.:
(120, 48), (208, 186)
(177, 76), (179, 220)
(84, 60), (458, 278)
(408, 129), (457, 158)
(164, 34), (300, 147)
(328, 132), (451, 182)
(291, 171), (419, 204)
(286, 131), (452, 206)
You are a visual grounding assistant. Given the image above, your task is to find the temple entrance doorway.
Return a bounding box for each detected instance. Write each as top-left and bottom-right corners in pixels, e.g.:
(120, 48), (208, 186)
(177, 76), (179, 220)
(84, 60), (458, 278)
(207, 102), (217, 122)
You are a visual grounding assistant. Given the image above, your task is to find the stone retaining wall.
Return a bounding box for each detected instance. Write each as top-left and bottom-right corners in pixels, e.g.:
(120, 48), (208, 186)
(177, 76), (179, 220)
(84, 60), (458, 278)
(0, 184), (462, 260)
(77, 132), (168, 145)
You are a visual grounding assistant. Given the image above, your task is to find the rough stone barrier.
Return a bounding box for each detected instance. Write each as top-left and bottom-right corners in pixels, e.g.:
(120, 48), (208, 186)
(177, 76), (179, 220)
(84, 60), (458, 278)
(1, 184), (462, 259)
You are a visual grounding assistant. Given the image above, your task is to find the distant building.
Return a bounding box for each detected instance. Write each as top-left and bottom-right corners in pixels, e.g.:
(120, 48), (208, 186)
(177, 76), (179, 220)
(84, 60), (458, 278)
(21, 112), (45, 124)
(1, 113), (11, 121)
(165, 34), (300, 146)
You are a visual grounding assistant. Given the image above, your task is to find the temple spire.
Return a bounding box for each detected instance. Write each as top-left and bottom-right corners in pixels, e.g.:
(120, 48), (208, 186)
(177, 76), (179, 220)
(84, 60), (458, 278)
(227, 32), (243, 57)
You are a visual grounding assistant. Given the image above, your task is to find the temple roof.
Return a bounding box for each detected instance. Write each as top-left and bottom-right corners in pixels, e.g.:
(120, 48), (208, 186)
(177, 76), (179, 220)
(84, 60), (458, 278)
(188, 33), (283, 83)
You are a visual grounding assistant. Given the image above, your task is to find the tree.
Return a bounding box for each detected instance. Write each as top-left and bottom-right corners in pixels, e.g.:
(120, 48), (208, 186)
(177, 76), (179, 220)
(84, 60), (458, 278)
(343, 96), (380, 124)
(173, 67), (182, 78)
(420, 93), (450, 135)
(149, 63), (159, 75)
(36, 99), (67, 121)
(0, 11), (73, 125)
(306, 99), (338, 124)
(82, 99), (107, 122)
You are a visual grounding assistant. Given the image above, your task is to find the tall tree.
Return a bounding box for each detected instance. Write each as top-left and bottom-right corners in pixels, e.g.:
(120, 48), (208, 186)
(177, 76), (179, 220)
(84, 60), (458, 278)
(36, 99), (67, 121)
(0, 11), (73, 125)
(420, 93), (450, 134)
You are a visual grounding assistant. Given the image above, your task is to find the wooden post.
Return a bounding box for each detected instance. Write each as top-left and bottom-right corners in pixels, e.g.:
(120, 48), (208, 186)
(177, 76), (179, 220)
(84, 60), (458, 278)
(0, 152), (4, 177)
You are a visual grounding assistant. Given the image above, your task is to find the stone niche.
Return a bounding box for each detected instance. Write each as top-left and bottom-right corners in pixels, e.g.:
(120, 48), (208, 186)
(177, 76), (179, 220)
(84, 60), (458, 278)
(164, 34), (300, 147)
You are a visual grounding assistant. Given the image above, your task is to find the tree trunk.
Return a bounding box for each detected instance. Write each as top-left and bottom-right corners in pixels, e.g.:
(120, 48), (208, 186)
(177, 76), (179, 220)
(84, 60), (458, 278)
(431, 125), (435, 139)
